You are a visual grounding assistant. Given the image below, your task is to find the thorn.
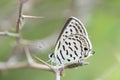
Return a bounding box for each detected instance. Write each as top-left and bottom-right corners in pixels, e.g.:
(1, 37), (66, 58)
(22, 15), (44, 19)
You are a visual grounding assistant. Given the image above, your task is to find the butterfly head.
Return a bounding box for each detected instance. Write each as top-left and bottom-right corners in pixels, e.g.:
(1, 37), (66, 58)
(49, 53), (55, 63)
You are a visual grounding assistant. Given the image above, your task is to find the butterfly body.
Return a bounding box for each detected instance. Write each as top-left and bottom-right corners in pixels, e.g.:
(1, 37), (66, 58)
(49, 17), (94, 66)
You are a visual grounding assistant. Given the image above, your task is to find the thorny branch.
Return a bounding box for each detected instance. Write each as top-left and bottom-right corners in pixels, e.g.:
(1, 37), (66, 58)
(0, 0), (53, 72)
(16, 0), (24, 33)
(0, 0), (86, 80)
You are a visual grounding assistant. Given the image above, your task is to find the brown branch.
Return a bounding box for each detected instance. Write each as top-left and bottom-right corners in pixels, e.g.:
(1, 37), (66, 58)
(16, 0), (24, 33)
(0, 61), (51, 71)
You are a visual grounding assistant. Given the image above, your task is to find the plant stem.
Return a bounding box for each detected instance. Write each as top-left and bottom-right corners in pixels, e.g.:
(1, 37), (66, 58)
(55, 70), (61, 80)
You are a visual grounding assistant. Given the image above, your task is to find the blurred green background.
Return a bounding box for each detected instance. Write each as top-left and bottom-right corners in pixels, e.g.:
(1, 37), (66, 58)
(0, 0), (120, 80)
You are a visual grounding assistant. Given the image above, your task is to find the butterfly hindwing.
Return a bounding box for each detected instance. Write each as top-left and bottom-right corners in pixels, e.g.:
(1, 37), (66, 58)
(54, 34), (92, 65)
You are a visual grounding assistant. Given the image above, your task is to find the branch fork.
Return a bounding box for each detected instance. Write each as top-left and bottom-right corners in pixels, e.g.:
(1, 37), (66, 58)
(0, 0), (87, 80)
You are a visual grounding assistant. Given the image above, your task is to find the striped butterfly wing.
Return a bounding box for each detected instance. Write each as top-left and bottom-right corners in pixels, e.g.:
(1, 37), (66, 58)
(56, 17), (89, 45)
(54, 34), (92, 65)
(49, 17), (93, 65)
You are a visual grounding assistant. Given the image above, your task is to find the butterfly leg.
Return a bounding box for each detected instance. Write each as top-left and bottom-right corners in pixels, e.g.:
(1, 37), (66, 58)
(78, 58), (89, 66)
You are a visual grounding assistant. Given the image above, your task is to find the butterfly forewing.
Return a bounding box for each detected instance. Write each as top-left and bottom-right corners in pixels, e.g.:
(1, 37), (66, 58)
(56, 17), (88, 45)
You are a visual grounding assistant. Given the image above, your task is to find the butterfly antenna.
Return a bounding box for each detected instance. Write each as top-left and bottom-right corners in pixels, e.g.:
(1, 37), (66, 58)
(33, 55), (54, 70)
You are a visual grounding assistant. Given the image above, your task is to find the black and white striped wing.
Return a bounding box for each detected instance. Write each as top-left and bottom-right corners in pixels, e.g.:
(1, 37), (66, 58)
(56, 17), (89, 45)
(49, 17), (93, 66)
(54, 34), (92, 65)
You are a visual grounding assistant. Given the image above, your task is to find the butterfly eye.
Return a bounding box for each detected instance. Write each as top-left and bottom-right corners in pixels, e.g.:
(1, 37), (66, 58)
(84, 47), (88, 51)
(49, 53), (54, 58)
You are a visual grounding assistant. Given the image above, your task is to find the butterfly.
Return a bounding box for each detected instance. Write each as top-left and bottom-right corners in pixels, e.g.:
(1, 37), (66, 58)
(49, 17), (94, 66)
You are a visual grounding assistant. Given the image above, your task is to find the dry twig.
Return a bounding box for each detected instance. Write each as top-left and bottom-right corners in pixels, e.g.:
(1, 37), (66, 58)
(0, 0), (85, 80)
